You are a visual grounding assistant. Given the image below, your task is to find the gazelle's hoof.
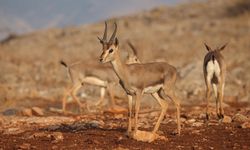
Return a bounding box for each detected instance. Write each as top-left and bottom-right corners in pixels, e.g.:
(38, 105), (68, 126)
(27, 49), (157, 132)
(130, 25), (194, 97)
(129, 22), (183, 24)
(217, 113), (224, 120)
(206, 113), (210, 121)
(126, 130), (133, 138)
(171, 130), (181, 136)
(132, 130), (167, 143)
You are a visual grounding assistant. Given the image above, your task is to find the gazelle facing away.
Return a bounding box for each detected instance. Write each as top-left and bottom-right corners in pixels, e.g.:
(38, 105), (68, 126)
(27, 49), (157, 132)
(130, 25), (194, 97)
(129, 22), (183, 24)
(98, 22), (181, 142)
(203, 43), (227, 120)
(60, 40), (141, 113)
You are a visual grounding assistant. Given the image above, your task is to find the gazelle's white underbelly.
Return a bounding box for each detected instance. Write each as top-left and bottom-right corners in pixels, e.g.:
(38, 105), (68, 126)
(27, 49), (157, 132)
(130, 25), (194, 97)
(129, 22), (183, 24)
(82, 76), (107, 87)
(143, 84), (163, 94)
(206, 60), (220, 80)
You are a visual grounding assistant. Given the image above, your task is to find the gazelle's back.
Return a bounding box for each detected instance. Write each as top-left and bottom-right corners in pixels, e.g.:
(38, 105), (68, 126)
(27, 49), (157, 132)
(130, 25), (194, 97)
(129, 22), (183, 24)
(69, 62), (118, 83)
(126, 62), (177, 88)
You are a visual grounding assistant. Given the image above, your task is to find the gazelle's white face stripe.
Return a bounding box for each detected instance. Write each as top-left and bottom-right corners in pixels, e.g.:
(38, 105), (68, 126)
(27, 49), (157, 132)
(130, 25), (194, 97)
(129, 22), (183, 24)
(206, 59), (221, 82)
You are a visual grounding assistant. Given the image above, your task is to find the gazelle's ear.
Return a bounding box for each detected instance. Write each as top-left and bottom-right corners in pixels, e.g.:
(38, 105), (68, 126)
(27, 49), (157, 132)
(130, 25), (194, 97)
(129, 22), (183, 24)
(114, 38), (119, 47)
(219, 43), (227, 51)
(204, 43), (212, 51)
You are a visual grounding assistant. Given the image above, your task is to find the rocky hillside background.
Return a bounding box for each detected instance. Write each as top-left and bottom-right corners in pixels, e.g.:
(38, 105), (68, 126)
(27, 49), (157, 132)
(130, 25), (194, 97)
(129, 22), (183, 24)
(0, 0), (249, 111)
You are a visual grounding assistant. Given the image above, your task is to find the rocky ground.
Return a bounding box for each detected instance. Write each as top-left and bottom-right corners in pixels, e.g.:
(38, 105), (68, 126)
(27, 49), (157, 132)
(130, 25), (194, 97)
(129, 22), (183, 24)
(0, 0), (250, 149)
(0, 100), (250, 149)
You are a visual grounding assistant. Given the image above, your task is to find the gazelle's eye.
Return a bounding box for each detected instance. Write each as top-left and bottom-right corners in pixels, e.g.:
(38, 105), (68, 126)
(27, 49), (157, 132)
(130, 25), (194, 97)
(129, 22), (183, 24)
(109, 49), (113, 53)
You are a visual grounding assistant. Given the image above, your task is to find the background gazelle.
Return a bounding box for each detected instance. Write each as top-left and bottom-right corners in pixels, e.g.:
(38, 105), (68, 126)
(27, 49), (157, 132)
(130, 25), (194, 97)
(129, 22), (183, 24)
(203, 43), (227, 120)
(98, 22), (181, 142)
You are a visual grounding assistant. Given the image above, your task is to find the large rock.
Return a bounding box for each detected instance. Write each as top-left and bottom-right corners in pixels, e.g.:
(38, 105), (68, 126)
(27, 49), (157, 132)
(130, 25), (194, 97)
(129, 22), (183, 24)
(232, 114), (249, 123)
(21, 108), (33, 117)
(31, 107), (44, 116)
(51, 132), (64, 143)
(222, 116), (232, 123)
(241, 122), (250, 129)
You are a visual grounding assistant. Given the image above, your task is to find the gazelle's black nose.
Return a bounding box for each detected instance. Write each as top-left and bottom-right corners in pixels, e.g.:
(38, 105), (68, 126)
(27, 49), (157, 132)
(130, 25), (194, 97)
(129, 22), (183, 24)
(99, 58), (103, 62)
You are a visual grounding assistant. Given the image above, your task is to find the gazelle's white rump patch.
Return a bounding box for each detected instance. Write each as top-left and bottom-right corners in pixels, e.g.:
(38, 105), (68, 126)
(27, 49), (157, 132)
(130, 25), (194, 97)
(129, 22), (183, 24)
(206, 60), (221, 82)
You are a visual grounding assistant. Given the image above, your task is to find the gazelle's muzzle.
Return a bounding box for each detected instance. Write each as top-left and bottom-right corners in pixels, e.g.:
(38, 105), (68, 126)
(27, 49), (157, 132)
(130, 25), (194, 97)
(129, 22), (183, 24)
(99, 57), (104, 63)
(99, 52), (106, 63)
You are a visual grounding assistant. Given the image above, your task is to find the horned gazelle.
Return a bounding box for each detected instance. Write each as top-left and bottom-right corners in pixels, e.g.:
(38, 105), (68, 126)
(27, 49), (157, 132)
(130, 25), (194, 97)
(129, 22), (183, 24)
(203, 43), (227, 120)
(98, 22), (181, 142)
(60, 39), (141, 113)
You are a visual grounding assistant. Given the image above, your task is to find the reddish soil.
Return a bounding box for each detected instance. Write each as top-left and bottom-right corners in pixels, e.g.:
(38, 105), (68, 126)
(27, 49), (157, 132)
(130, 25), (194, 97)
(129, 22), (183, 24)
(0, 102), (250, 149)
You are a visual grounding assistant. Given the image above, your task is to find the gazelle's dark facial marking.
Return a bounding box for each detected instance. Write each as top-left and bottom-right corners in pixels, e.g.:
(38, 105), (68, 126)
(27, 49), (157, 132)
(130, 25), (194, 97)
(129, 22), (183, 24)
(109, 49), (113, 53)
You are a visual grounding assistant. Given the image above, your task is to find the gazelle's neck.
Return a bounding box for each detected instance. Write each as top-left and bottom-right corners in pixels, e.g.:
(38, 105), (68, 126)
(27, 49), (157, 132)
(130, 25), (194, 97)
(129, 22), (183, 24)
(110, 53), (128, 83)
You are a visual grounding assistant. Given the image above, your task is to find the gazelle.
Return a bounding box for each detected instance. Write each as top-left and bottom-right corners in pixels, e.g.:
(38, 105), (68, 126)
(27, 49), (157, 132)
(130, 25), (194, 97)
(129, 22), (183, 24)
(98, 22), (181, 142)
(126, 40), (141, 64)
(61, 61), (116, 113)
(61, 40), (141, 113)
(203, 43), (227, 120)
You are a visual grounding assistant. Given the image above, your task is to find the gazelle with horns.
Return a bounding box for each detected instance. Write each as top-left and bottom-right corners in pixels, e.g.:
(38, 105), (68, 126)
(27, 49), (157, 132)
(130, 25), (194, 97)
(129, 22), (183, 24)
(61, 25), (141, 113)
(98, 22), (181, 142)
(203, 43), (227, 120)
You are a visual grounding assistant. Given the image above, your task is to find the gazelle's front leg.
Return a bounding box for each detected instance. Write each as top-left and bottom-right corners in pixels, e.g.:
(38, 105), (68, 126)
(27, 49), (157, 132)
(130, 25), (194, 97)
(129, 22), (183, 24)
(95, 87), (106, 107)
(107, 83), (116, 108)
(134, 90), (143, 132)
(127, 95), (133, 137)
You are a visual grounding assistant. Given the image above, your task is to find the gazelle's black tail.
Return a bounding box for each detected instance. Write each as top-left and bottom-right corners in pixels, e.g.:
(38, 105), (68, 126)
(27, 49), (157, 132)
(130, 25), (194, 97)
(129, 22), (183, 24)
(60, 60), (68, 68)
(60, 60), (74, 83)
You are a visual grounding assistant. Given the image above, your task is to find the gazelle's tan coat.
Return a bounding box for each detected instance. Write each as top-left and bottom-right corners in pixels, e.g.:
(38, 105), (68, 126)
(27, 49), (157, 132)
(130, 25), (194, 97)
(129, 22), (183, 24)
(98, 22), (181, 142)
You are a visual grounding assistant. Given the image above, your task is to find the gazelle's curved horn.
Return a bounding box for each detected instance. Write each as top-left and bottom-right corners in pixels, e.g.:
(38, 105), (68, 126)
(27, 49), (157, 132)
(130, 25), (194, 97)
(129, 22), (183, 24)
(103, 21), (107, 42)
(99, 22), (108, 43)
(109, 22), (117, 44)
(127, 40), (138, 56)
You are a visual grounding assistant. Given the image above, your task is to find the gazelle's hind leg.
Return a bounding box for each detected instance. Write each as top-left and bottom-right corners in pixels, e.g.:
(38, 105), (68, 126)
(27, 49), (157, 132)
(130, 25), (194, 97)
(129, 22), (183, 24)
(205, 77), (212, 121)
(163, 73), (181, 135)
(212, 83), (220, 119)
(70, 82), (87, 113)
(95, 87), (106, 107)
(162, 88), (181, 135)
(151, 92), (168, 134)
(217, 81), (225, 120)
(62, 87), (70, 113)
